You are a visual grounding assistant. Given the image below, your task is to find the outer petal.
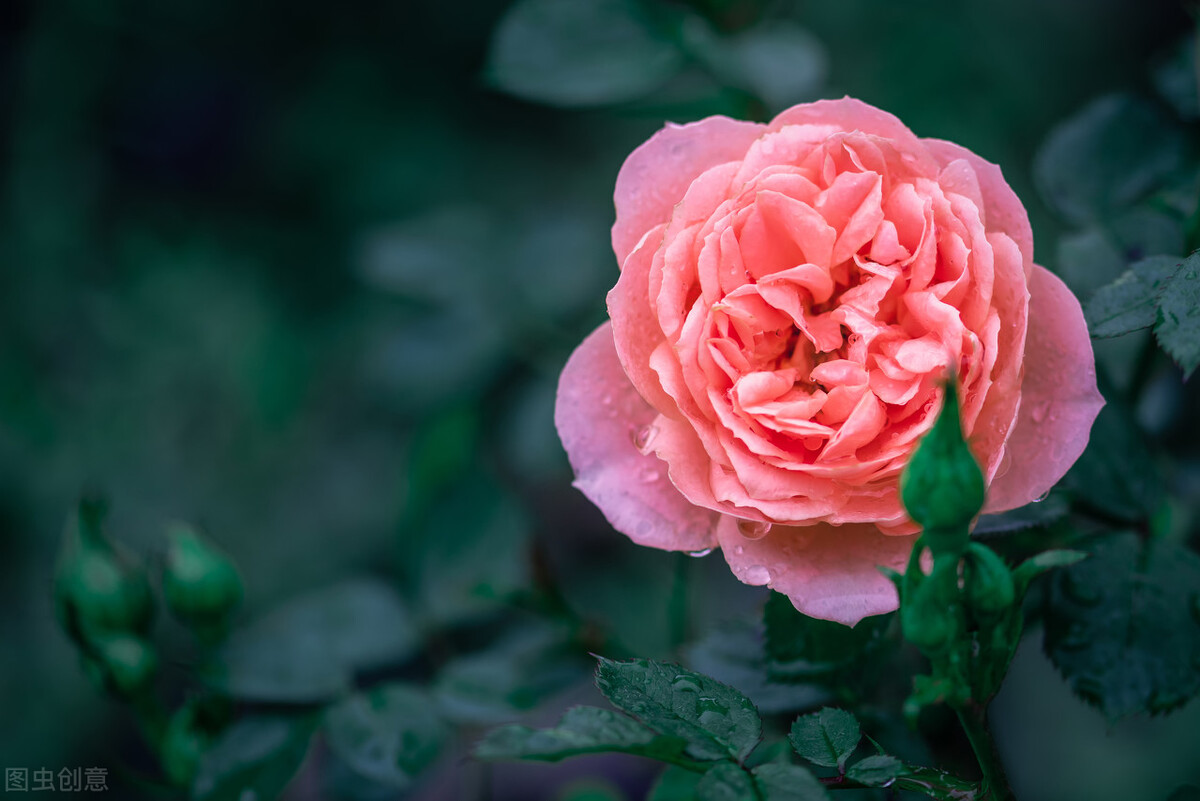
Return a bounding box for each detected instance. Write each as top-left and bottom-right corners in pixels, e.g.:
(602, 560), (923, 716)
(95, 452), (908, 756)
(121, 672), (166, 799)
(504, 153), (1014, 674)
(613, 116), (764, 267)
(717, 518), (917, 626)
(984, 266), (1104, 512)
(555, 323), (720, 551)
(769, 97), (921, 146)
(922, 138), (1034, 271)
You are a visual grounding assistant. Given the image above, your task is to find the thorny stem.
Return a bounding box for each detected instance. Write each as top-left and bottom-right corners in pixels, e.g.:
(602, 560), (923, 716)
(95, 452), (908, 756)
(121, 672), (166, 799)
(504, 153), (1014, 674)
(955, 700), (1014, 801)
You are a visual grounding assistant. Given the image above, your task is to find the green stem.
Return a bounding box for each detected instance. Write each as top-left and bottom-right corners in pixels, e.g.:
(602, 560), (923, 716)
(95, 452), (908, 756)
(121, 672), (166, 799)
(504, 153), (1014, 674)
(955, 700), (1014, 801)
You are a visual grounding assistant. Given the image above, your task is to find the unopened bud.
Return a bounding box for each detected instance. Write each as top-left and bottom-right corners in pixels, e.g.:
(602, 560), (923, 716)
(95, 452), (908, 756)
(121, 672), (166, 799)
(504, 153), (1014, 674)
(163, 524), (242, 630)
(963, 542), (1015, 623)
(54, 500), (154, 641)
(900, 382), (986, 548)
(90, 633), (159, 696)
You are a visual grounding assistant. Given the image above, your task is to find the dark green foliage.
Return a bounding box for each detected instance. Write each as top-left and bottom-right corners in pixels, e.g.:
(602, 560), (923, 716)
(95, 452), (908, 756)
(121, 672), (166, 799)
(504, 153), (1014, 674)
(595, 657), (762, 763)
(751, 763), (830, 800)
(475, 705), (689, 764)
(322, 684), (448, 789)
(1043, 534), (1200, 720)
(1154, 252), (1200, 378)
(787, 708), (860, 770)
(213, 579), (420, 703)
(1084, 255), (1183, 338)
(191, 715), (314, 801)
(1064, 392), (1165, 523)
(762, 592), (891, 681)
(845, 754), (906, 787)
(696, 762), (758, 801)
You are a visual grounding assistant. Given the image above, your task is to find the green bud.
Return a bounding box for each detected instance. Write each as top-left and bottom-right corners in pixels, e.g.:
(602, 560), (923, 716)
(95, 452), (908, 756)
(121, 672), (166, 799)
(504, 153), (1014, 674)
(900, 381), (986, 545)
(901, 556), (959, 652)
(54, 500), (154, 640)
(161, 704), (207, 786)
(962, 542), (1015, 622)
(91, 633), (159, 696)
(163, 523), (242, 630)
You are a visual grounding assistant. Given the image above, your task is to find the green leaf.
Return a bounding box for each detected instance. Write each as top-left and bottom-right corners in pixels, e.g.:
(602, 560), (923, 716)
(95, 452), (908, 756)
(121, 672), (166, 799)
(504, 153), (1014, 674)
(434, 622), (586, 724)
(595, 657), (762, 763)
(1012, 549), (1088, 599)
(697, 763), (758, 801)
(1035, 94), (1188, 225)
(406, 471), (532, 626)
(845, 754), (905, 787)
(1154, 252), (1200, 378)
(212, 579), (420, 703)
(684, 19), (827, 111)
(684, 618), (832, 715)
(475, 705), (691, 765)
(788, 708), (860, 770)
(1043, 533), (1200, 720)
(485, 0), (684, 107)
(973, 493), (1071, 536)
(763, 592), (891, 681)
(1063, 388), (1164, 523)
(1085, 255), (1182, 338)
(192, 715), (314, 801)
(752, 763), (831, 800)
(648, 765), (704, 801)
(322, 684), (448, 789)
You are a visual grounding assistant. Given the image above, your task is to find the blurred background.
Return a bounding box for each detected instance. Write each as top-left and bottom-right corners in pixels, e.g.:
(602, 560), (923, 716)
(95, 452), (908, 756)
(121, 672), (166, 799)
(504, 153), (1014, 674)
(1, 0), (1197, 799)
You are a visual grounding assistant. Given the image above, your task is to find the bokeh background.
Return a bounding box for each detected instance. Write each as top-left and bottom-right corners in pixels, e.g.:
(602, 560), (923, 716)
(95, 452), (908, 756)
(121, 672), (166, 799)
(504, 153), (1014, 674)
(2, 0), (1197, 799)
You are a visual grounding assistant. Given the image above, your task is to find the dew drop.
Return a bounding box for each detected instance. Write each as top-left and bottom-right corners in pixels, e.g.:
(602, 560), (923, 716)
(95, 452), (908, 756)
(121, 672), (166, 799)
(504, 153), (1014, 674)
(672, 677), (702, 693)
(737, 519), (772, 540)
(1032, 490), (1051, 503)
(1030, 401), (1049, 423)
(601, 393), (613, 406)
(687, 547), (714, 558)
(639, 467), (661, 483)
(632, 424), (659, 454)
(742, 564), (771, 584)
(734, 545), (745, 555)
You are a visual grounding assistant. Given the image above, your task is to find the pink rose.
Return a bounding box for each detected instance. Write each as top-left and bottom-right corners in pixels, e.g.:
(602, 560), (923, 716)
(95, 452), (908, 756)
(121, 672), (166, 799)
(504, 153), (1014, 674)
(555, 98), (1103, 625)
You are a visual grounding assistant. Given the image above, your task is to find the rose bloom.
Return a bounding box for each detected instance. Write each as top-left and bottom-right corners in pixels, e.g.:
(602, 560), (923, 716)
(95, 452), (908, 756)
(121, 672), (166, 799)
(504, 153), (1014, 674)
(555, 98), (1103, 625)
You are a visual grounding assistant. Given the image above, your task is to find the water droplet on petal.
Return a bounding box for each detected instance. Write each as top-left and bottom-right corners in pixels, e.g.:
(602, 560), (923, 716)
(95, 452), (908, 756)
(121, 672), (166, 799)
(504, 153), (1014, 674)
(733, 545), (744, 555)
(1032, 490), (1050, 503)
(639, 467), (660, 483)
(687, 547), (714, 558)
(737, 519), (772, 540)
(742, 564), (771, 584)
(632, 424), (659, 454)
(1030, 401), (1049, 423)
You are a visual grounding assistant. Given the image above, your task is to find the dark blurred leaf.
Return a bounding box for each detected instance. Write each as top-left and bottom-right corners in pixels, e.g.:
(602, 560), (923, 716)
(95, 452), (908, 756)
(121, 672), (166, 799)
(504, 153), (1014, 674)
(486, 0), (684, 107)
(1085, 255), (1183, 338)
(213, 579), (419, 703)
(649, 765), (705, 801)
(752, 763), (830, 800)
(1035, 94), (1187, 225)
(845, 754), (905, 787)
(407, 470), (532, 626)
(433, 622), (585, 724)
(1153, 34), (1200, 120)
(595, 657), (762, 762)
(1064, 393), (1164, 523)
(973, 494), (1070, 536)
(1154, 252), (1200, 378)
(696, 762), (756, 801)
(474, 705), (690, 764)
(1012, 549), (1088, 599)
(788, 708), (860, 770)
(763, 593), (890, 680)
(1043, 533), (1200, 720)
(684, 18), (827, 110)
(192, 715), (314, 801)
(322, 684), (448, 789)
(684, 619), (831, 715)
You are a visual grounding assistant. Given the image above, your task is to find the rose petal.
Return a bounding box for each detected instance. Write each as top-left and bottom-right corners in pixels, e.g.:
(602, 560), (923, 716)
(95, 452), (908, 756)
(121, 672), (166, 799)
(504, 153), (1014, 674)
(923, 139), (1034, 272)
(984, 266), (1104, 511)
(717, 518), (917, 625)
(613, 116), (764, 267)
(555, 323), (720, 551)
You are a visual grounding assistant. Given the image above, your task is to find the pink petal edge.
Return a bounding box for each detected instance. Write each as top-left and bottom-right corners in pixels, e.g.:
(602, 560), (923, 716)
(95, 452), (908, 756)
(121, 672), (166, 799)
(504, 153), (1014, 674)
(717, 518), (917, 626)
(613, 116), (765, 268)
(984, 265), (1105, 512)
(555, 322), (720, 552)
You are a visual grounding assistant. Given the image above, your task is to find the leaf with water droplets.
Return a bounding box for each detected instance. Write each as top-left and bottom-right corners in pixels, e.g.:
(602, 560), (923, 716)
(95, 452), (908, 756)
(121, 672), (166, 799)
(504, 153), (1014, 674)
(1043, 533), (1200, 721)
(696, 762), (757, 801)
(1084, 255), (1181, 338)
(788, 707), (861, 770)
(594, 657), (762, 762)
(474, 705), (691, 764)
(323, 684), (448, 789)
(1154, 252), (1200, 379)
(763, 592), (892, 681)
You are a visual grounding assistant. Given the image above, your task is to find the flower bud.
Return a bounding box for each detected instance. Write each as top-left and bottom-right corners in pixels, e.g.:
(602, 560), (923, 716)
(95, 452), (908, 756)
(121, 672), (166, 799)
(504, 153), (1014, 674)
(962, 542), (1015, 623)
(900, 382), (986, 545)
(90, 633), (159, 696)
(161, 703), (207, 786)
(900, 555), (960, 652)
(163, 524), (242, 630)
(54, 500), (154, 641)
